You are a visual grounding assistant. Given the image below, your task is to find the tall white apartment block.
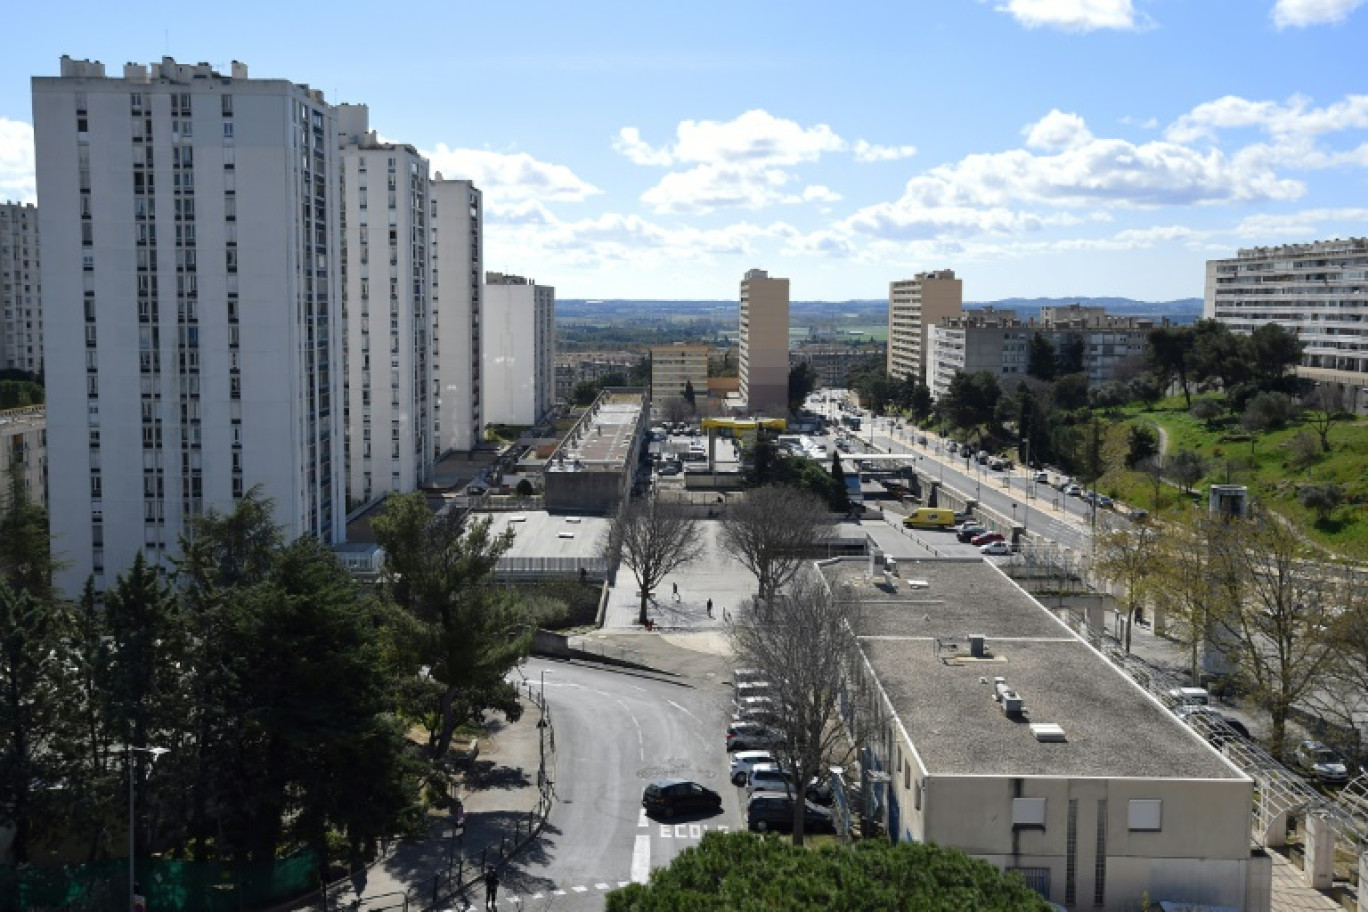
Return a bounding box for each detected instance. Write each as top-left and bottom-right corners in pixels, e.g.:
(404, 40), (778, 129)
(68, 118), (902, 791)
(482, 272), (555, 426)
(430, 176), (483, 453)
(887, 270), (962, 383)
(0, 202), (43, 375)
(1205, 238), (1368, 415)
(34, 56), (344, 594)
(337, 105), (432, 509)
(738, 268), (789, 414)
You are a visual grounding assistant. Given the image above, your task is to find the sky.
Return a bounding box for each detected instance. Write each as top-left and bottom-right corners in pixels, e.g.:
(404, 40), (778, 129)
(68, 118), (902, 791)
(1, 0), (1366, 302)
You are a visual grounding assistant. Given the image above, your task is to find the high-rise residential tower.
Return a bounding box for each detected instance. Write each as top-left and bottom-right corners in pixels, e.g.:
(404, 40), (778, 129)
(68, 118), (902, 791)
(649, 342), (709, 405)
(738, 268), (789, 414)
(34, 56), (344, 594)
(0, 202), (42, 375)
(482, 272), (555, 426)
(430, 176), (483, 453)
(337, 104), (432, 510)
(1205, 239), (1368, 415)
(886, 270), (962, 384)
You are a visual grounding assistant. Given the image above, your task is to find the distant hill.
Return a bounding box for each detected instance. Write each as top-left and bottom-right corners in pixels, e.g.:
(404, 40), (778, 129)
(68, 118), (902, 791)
(558, 297), (1204, 323)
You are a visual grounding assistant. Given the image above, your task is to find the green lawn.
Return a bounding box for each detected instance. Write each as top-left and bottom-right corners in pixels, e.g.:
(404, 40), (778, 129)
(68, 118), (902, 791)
(1099, 396), (1368, 559)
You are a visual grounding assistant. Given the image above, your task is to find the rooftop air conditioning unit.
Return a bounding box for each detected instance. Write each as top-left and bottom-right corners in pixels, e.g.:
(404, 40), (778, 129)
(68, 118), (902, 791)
(1030, 723), (1066, 742)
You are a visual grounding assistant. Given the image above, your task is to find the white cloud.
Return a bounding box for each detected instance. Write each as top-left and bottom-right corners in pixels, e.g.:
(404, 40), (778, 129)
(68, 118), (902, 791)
(993, 0), (1142, 32)
(1272, 0), (1366, 28)
(424, 144), (601, 205)
(1232, 207), (1368, 238)
(1166, 94), (1368, 144)
(1023, 110), (1094, 151)
(853, 140), (918, 163)
(612, 127), (674, 166)
(0, 119), (35, 204)
(802, 185), (843, 203)
(639, 163), (801, 214)
(668, 109), (844, 166)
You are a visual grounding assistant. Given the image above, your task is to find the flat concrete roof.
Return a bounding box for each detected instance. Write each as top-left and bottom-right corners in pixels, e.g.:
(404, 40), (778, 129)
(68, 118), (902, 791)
(481, 511), (608, 559)
(547, 397), (642, 475)
(823, 560), (1243, 781)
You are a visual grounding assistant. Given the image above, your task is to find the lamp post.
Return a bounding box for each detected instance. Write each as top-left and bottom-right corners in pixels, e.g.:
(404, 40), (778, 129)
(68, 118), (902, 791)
(129, 746), (169, 911)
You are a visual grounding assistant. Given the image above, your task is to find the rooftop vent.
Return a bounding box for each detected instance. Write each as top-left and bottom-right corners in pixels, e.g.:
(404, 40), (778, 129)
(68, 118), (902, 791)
(1030, 723), (1066, 742)
(993, 677), (1024, 717)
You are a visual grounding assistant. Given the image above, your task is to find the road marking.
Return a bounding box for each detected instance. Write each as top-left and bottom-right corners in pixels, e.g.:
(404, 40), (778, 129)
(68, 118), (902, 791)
(658, 823), (729, 838)
(573, 885), (588, 893)
(596, 883), (610, 890)
(638, 808), (648, 828)
(630, 834), (651, 883)
(664, 699), (700, 724)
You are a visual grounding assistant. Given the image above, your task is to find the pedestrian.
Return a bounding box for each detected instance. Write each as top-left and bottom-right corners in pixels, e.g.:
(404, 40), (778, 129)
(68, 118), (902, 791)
(484, 865), (500, 908)
(706, 598), (713, 618)
(672, 581), (679, 601)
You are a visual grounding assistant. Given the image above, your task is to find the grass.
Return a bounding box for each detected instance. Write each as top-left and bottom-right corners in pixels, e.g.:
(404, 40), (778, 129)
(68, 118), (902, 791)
(1098, 395), (1368, 559)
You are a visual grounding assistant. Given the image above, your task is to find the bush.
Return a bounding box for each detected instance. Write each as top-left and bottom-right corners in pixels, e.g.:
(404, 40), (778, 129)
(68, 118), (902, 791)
(1299, 484), (1344, 523)
(1240, 392), (1297, 433)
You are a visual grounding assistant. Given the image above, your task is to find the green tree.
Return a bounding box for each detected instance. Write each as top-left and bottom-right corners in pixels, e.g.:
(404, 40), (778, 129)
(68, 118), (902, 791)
(1124, 424), (1158, 469)
(1240, 391), (1297, 433)
(908, 380), (933, 423)
(1298, 483), (1344, 524)
(1249, 322), (1304, 391)
(1027, 331), (1056, 381)
(1092, 526), (1160, 653)
(788, 361), (818, 414)
(1055, 333), (1085, 376)
(606, 832), (1052, 911)
(0, 469), (61, 603)
(1050, 373), (1090, 411)
(829, 450), (850, 514)
(1145, 324), (1195, 409)
(937, 371), (1001, 440)
(1190, 320), (1252, 394)
(1190, 397), (1224, 428)
(1168, 448), (1206, 493)
(370, 492), (530, 762)
(682, 378), (697, 411)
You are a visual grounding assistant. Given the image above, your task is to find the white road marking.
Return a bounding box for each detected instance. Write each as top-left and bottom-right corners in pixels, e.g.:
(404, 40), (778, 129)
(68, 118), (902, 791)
(630, 833), (651, 883)
(638, 808), (648, 828)
(572, 885), (588, 893)
(664, 699), (701, 724)
(596, 883), (610, 890)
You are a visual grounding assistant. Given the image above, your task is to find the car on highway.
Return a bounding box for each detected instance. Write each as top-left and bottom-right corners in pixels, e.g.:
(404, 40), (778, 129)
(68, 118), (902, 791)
(727, 721), (784, 752)
(1034, 471), (1050, 483)
(970, 531), (1005, 547)
(745, 793), (836, 833)
(980, 540), (1012, 556)
(730, 750), (777, 786)
(642, 779), (722, 818)
(1293, 740), (1350, 785)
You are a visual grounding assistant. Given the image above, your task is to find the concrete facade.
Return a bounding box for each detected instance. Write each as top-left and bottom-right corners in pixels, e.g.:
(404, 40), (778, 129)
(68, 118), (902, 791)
(1205, 238), (1368, 415)
(1038, 304), (1153, 388)
(926, 308), (1028, 400)
(0, 406), (46, 513)
(738, 268), (789, 415)
(887, 270), (962, 384)
(35, 56), (344, 595)
(430, 176), (483, 452)
(0, 203), (42, 375)
(483, 272), (556, 426)
(824, 559), (1262, 911)
(649, 342), (708, 405)
(337, 105), (433, 510)
(790, 342), (884, 390)
(543, 390), (646, 514)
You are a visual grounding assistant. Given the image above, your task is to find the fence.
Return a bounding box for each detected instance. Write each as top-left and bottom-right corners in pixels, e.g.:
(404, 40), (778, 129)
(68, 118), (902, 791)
(494, 556), (608, 583)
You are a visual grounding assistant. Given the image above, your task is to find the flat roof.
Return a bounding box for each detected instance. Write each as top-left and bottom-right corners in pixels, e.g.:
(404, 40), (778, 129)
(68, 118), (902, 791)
(547, 396), (642, 474)
(822, 560), (1243, 781)
(481, 511), (608, 560)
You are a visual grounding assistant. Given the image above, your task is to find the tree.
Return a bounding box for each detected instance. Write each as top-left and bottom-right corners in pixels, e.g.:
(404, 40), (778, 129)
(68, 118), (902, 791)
(1168, 448), (1206, 493)
(682, 379), (697, 411)
(788, 361), (818, 414)
(729, 574), (858, 844)
(1249, 322), (1304, 391)
(1190, 320), (1252, 394)
(0, 468), (61, 603)
(937, 371), (1000, 439)
(371, 492), (530, 762)
(719, 486), (834, 605)
(1124, 424), (1158, 469)
(1050, 373), (1090, 411)
(1026, 331), (1056, 381)
(1190, 397), (1223, 428)
(1298, 483), (1344, 524)
(1239, 391), (1297, 433)
(662, 396), (691, 425)
(1055, 333), (1085, 376)
(908, 380), (933, 423)
(606, 496), (706, 626)
(571, 379), (601, 406)
(1091, 526), (1160, 652)
(605, 832), (1053, 912)
(1300, 383), (1347, 453)
(1145, 324), (1195, 409)
(828, 450), (851, 514)
(1150, 509), (1227, 687)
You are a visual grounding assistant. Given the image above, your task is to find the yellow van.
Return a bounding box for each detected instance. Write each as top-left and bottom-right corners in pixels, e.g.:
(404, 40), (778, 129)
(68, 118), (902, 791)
(902, 507), (956, 529)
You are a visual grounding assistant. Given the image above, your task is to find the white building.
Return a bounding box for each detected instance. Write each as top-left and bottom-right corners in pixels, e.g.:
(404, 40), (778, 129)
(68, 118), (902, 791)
(34, 56), (344, 594)
(431, 176), (483, 453)
(482, 272), (555, 426)
(337, 105), (432, 510)
(0, 202), (42, 375)
(1205, 238), (1368, 415)
(926, 308), (1028, 400)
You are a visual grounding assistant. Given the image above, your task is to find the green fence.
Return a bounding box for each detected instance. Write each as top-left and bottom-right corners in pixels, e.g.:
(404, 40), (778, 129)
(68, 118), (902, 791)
(0, 849), (318, 912)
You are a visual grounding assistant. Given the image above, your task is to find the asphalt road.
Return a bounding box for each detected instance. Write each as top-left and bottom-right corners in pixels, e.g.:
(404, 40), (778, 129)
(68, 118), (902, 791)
(493, 656), (739, 910)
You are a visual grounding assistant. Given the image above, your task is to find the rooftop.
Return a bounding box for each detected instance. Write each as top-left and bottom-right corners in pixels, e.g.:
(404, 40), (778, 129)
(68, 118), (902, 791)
(480, 511), (608, 560)
(546, 392), (644, 474)
(822, 560), (1244, 781)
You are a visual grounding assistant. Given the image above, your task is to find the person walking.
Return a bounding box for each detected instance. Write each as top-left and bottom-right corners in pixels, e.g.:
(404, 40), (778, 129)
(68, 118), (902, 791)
(706, 598), (713, 618)
(484, 865), (500, 908)
(672, 581), (679, 601)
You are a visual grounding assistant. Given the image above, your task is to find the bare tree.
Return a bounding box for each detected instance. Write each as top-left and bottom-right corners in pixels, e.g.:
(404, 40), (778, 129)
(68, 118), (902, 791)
(661, 396), (691, 426)
(1301, 383), (1347, 453)
(1309, 565), (1368, 746)
(1150, 509), (1227, 687)
(1168, 448), (1206, 494)
(606, 496), (706, 626)
(729, 571), (859, 845)
(1091, 525), (1160, 653)
(719, 486), (835, 605)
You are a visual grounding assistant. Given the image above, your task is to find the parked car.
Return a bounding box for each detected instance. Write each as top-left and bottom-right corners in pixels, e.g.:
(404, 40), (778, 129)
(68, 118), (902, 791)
(955, 522), (987, 542)
(1065, 484), (1083, 497)
(916, 435), (928, 445)
(970, 531), (1005, 547)
(746, 793), (836, 833)
(980, 540), (1012, 556)
(733, 695), (779, 723)
(946, 442), (958, 454)
(747, 763), (797, 796)
(1097, 494), (1114, 508)
(727, 722), (784, 752)
(1294, 740), (1350, 784)
(642, 779), (722, 818)
(1034, 471), (1050, 483)
(730, 750), (777, 786)
(1175, 706), (1250, 745)
(658, 462), (681, 477)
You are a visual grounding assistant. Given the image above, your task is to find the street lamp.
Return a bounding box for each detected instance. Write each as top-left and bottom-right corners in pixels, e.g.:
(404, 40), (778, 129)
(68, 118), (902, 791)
(129, 745), (169, 911)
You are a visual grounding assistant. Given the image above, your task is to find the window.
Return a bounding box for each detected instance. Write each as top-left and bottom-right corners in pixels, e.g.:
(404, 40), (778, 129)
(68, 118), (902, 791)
(1012, 797), (1046, 829)
(1127, 800), (1161, 831)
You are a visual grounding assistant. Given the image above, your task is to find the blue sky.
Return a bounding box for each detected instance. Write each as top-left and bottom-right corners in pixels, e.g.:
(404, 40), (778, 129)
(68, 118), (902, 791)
(2, 0), (1366, 302)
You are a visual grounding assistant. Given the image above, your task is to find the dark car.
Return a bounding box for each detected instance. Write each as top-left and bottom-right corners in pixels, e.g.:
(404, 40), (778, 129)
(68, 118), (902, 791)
(746, 793), (836, 833)
(956, 524), (987, 542)
(642, 779), (722, 818)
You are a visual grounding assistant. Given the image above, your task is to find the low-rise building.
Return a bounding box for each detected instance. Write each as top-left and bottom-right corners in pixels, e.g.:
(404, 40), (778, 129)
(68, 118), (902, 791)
(790, 342), (884, 390)
(0, 405), (46, 513)
(543, 389), (648, 513)
(926, 309), (1028, 400)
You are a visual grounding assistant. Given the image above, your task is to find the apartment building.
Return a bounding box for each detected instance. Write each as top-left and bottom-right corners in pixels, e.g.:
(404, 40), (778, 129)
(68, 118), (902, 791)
(649, 342), (708, 404)
(0, 406), (47, 514)
(483, 272), (556, 426)
(555, 351), (641, 402)
(337, 105), (432, 510)
(886, 270), (962, 383)
(738, 268), (789, 414)
(1205, 238), (1368, 415)
(34, 56), (345, 595)
(0, 203), (42, 375)
(791, 342), (884, 390)
(824, 559), (1267, 911)
(925, 308), (1029, 400)
(430, 176), (483, 453)
(1038, 304), (1153, 388)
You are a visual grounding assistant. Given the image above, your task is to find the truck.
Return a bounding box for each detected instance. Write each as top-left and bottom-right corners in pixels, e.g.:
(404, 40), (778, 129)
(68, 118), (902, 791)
(902, 507), (956, 529)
